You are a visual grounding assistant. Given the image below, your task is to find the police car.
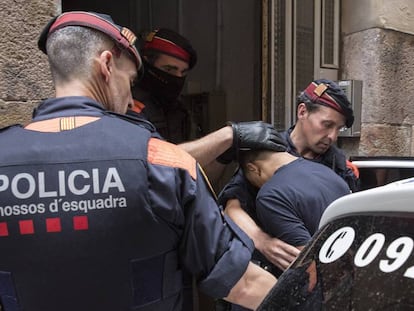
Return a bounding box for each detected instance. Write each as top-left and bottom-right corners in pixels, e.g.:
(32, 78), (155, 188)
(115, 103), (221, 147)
(258, 156), (414, 310)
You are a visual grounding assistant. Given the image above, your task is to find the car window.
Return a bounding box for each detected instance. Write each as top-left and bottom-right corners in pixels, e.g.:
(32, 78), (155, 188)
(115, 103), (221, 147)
(349, 156), (414, 191)
(359, 167), (414, 191)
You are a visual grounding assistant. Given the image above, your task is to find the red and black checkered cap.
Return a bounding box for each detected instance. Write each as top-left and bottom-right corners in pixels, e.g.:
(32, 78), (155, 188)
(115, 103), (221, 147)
(38, 11), (142, 71)
(143, 28), (197, 69)
(303, 79), (354, 128)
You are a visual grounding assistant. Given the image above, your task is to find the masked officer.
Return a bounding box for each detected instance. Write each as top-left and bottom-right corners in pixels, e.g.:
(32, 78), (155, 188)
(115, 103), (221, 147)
(127, 28), (286, 184)
(0, 11), (277, 311)
(128, 28), (196, 144)
(128, 27), (288, 311)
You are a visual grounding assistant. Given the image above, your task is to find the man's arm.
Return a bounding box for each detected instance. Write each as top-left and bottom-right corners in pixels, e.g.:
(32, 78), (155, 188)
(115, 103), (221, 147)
(179, 121), (288, 183)
(225, 199), (300, 270)
(179, 126), (232, 182)
(179, 126), (233, 167)
(224, 262), (276, 310)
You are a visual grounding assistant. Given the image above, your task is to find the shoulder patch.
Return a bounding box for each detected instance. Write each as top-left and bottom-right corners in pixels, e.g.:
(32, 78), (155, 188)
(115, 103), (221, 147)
(148, 138), (197, 179)
(132, 99), (145, 113)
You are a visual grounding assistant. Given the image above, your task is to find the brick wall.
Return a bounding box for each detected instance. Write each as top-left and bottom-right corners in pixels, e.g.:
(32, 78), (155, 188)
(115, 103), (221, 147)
(342, 28), (414, 156)
(0, 0), (59, 127)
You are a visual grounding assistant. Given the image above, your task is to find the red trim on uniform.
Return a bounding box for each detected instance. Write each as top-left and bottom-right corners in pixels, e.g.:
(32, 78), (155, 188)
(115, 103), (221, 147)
(49, 12), (142, 69)
(145, 37), (190, 63)
(50, 12), (119, 36)
(46, 218), (62, 233)
(0, 222), (8, 237)
(304, 82), (344, 114)
(132, 99), (145, 113)
(147, 138), (197, 180)
(73, 216), (89, 231)
(19, 220), (34, 235)
(346, 160), (360, 178)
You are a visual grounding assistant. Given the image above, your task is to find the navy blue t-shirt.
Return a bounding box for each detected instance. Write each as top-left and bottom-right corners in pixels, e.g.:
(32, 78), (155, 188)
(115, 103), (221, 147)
(255, 158), (350, 246)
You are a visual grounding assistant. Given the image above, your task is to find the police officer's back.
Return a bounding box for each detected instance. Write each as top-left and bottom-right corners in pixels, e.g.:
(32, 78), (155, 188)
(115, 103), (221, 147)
(0, 11), (276, 311)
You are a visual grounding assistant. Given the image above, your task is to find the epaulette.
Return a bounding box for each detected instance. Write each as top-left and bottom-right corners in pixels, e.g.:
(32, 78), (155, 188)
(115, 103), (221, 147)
(106, 111), (157, 133)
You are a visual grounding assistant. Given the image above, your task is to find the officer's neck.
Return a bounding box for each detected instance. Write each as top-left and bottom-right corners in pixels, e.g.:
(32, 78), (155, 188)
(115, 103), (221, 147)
(55, 81), (95, 100)
(289, 125), (319, 160)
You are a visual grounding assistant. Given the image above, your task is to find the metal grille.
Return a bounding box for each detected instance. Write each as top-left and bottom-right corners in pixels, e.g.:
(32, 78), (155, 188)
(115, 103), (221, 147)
(323, 0), (335, 65)
(295, 1), (315, 99)
(272, 0), (287, 130)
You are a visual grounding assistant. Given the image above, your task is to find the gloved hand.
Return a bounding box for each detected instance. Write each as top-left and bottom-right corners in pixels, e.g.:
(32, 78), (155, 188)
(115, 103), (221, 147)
(217, 121), (287, 164)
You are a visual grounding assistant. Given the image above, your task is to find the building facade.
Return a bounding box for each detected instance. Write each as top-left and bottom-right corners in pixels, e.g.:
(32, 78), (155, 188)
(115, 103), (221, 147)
(1, 0), (414, 159)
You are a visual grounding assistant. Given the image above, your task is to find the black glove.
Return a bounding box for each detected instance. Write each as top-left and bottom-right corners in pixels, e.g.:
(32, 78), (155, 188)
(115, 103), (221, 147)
(217, 121), (287, 164)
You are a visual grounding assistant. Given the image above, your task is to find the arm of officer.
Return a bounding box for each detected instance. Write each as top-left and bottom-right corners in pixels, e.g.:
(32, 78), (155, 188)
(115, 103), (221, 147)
(225, 199), (300, 271)
(178, 126), (232, 183)
(179, 121), (285, 183)
(179, 126), (233, 167)
(224, 261), (276, 310)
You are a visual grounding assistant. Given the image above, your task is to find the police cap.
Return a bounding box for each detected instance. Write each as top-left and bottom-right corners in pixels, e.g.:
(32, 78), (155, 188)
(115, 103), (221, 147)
(38, 11), (142, 71)
(302, 79), (354, 128)
(142, 28), (197, 69)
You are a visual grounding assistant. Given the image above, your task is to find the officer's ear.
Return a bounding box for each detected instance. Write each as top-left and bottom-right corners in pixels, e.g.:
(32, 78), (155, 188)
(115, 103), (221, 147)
(99, 50), (114, 83)
(297, 102), (308, 120)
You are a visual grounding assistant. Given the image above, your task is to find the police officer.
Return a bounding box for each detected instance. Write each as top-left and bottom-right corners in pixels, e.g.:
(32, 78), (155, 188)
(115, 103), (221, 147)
(283, 79), (358, 191)
(127, 27), (288, 311)
(0, 11), (276, 311)
(127, 27), (286, 185)
(128, 28), (196, 144)
(219, 79), (359, 271)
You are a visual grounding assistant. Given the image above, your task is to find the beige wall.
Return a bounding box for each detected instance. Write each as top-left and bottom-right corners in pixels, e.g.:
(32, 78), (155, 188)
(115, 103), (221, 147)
(343, 0), (414, 35)
(0, 0), (59, 127)
(341, 0), (414, 157)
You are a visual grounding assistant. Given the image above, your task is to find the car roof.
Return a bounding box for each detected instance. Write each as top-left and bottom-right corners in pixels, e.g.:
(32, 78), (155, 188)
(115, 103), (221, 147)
(352, 160), (414, 168)
(319, 177), (414, 228)
(350, 156), (414, 168)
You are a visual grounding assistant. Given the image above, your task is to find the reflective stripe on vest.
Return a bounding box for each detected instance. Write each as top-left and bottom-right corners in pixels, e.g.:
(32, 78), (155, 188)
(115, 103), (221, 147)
(25, 116), (100, 132)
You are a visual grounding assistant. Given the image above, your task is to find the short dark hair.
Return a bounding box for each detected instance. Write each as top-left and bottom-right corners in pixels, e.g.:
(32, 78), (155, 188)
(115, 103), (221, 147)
(239, 149), (268, 171)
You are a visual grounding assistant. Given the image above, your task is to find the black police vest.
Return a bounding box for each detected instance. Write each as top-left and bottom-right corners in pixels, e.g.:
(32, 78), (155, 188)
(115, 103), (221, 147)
(0, 117), (185, 311)
(134, 97), (191, 144)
